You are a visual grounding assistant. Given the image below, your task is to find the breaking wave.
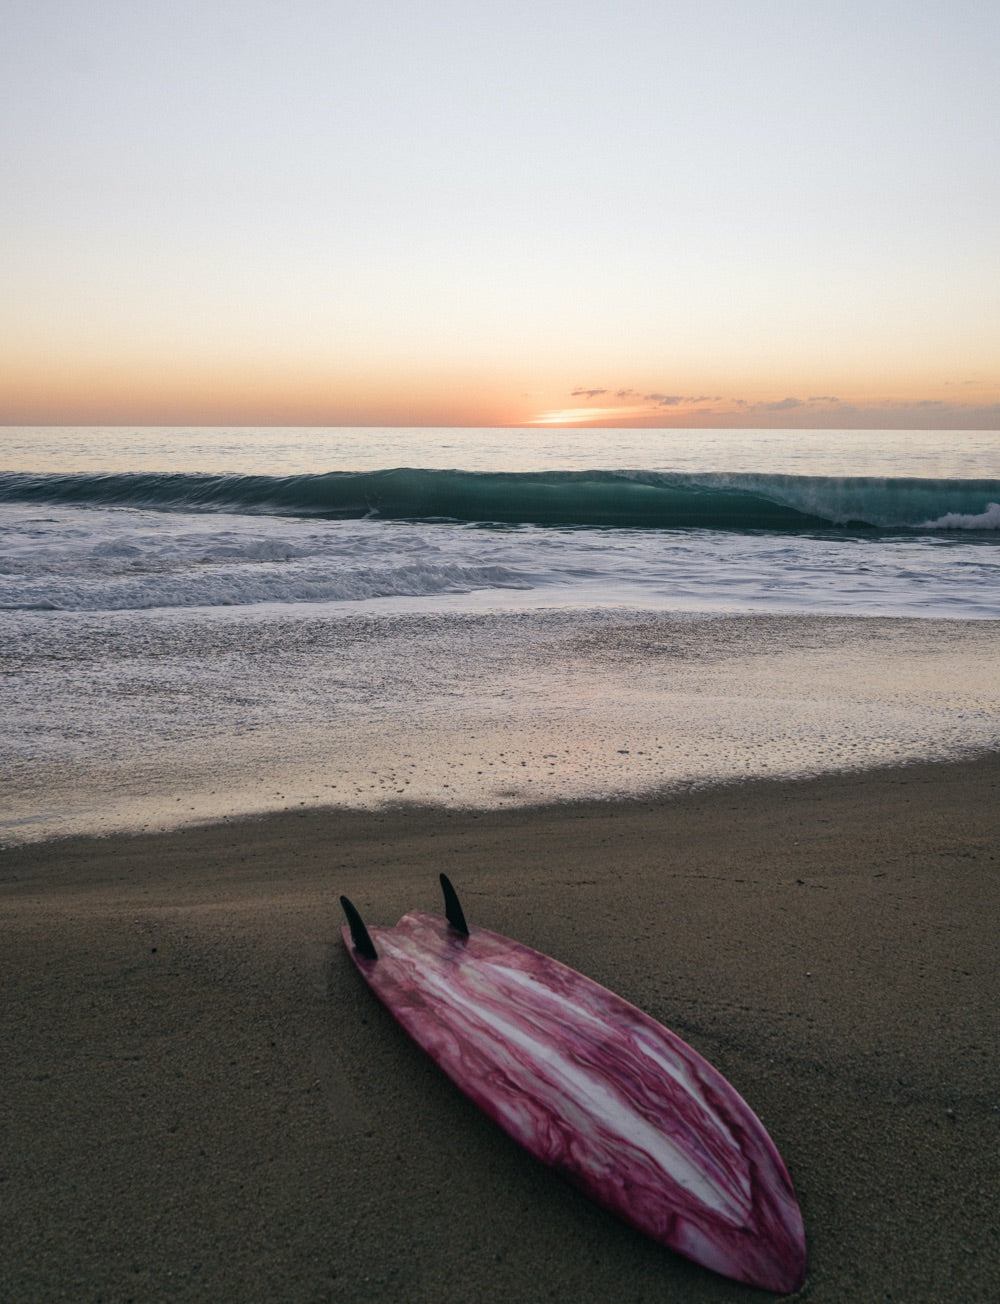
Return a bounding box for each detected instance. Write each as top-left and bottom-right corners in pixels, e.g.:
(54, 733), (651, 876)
(1, 468), (998, 534)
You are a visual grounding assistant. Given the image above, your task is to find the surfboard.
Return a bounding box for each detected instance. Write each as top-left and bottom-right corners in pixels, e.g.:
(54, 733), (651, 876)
(340, 876), (806, 1294)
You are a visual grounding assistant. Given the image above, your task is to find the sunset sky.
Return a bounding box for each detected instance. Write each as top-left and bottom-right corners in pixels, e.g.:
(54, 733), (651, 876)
(3, 0), (998, 428)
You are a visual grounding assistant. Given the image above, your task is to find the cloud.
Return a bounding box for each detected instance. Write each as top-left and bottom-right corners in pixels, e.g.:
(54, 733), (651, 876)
(642, 392), (720, 407)
(546, 387), (1000, 428)
(749, 396), (847, 411)
(754, 396), (806, 411)
(571, 387), (724, 410)
(570, 388), (716, 409)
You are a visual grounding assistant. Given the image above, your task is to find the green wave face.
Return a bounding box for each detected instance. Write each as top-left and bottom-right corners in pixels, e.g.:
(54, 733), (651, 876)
(1, 469), (998, 533)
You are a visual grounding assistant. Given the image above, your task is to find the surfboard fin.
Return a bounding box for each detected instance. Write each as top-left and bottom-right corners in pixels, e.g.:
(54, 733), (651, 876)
(340, 895), (378, 960)
(440, 873), (469, 935)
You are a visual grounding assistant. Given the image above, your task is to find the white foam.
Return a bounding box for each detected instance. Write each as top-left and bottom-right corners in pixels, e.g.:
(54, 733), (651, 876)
(921, 501), (1000, 531)
(2, 607), (999, 845)
(1, 499), (998, 618)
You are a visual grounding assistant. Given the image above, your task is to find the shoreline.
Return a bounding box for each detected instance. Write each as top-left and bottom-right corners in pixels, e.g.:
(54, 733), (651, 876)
(5, 608), (1000, 850)
(3, 754), (999, 1300)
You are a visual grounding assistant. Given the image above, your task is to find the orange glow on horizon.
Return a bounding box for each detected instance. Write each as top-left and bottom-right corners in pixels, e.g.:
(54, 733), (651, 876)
(529, 406), (654, 426)
(1, 349), (998, 430)
(0, 353), (521, 428)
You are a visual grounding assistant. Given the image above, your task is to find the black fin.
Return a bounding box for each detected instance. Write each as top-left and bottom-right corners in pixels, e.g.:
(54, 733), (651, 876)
(440, 873), (469, 936)
(340, 895), (378, 960)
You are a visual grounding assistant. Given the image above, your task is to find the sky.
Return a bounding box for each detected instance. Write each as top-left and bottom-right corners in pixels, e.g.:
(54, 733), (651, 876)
(2, 0), (998, 429)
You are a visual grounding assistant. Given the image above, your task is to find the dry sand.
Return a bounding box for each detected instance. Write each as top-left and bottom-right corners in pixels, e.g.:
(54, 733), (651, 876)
(2, 755), (998, 1302)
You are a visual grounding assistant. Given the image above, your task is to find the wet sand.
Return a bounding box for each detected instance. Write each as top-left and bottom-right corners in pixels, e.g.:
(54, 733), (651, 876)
(6, 610), (1000, 848)
(2, 755), (998, 1301)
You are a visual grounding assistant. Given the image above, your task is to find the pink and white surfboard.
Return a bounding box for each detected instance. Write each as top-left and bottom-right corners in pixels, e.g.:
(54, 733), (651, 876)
(341, 877), (805, 1294)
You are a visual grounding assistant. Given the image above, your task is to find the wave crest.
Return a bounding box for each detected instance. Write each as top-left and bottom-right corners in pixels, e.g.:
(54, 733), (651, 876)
(1, 468), (998, 533)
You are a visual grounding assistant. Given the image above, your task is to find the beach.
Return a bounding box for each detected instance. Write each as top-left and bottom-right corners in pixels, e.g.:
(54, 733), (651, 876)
(3, 425), (998, 1299)
(5, 0), (999, 1286)
(3, 753), (998, 1302)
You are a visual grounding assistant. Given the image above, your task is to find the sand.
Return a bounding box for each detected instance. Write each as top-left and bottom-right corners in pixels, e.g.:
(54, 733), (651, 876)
(2, 755), (998, 1302)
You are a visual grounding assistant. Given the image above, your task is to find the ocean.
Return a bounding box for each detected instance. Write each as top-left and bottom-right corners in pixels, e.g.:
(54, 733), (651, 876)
(2, 426), (998, 844)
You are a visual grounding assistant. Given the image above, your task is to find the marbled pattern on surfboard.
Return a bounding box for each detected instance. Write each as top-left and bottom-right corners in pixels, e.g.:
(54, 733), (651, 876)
(343, 909), (806, 1294)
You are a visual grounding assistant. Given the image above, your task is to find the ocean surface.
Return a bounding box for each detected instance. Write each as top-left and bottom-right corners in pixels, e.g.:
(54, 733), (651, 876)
(2, 426), (998, 844)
